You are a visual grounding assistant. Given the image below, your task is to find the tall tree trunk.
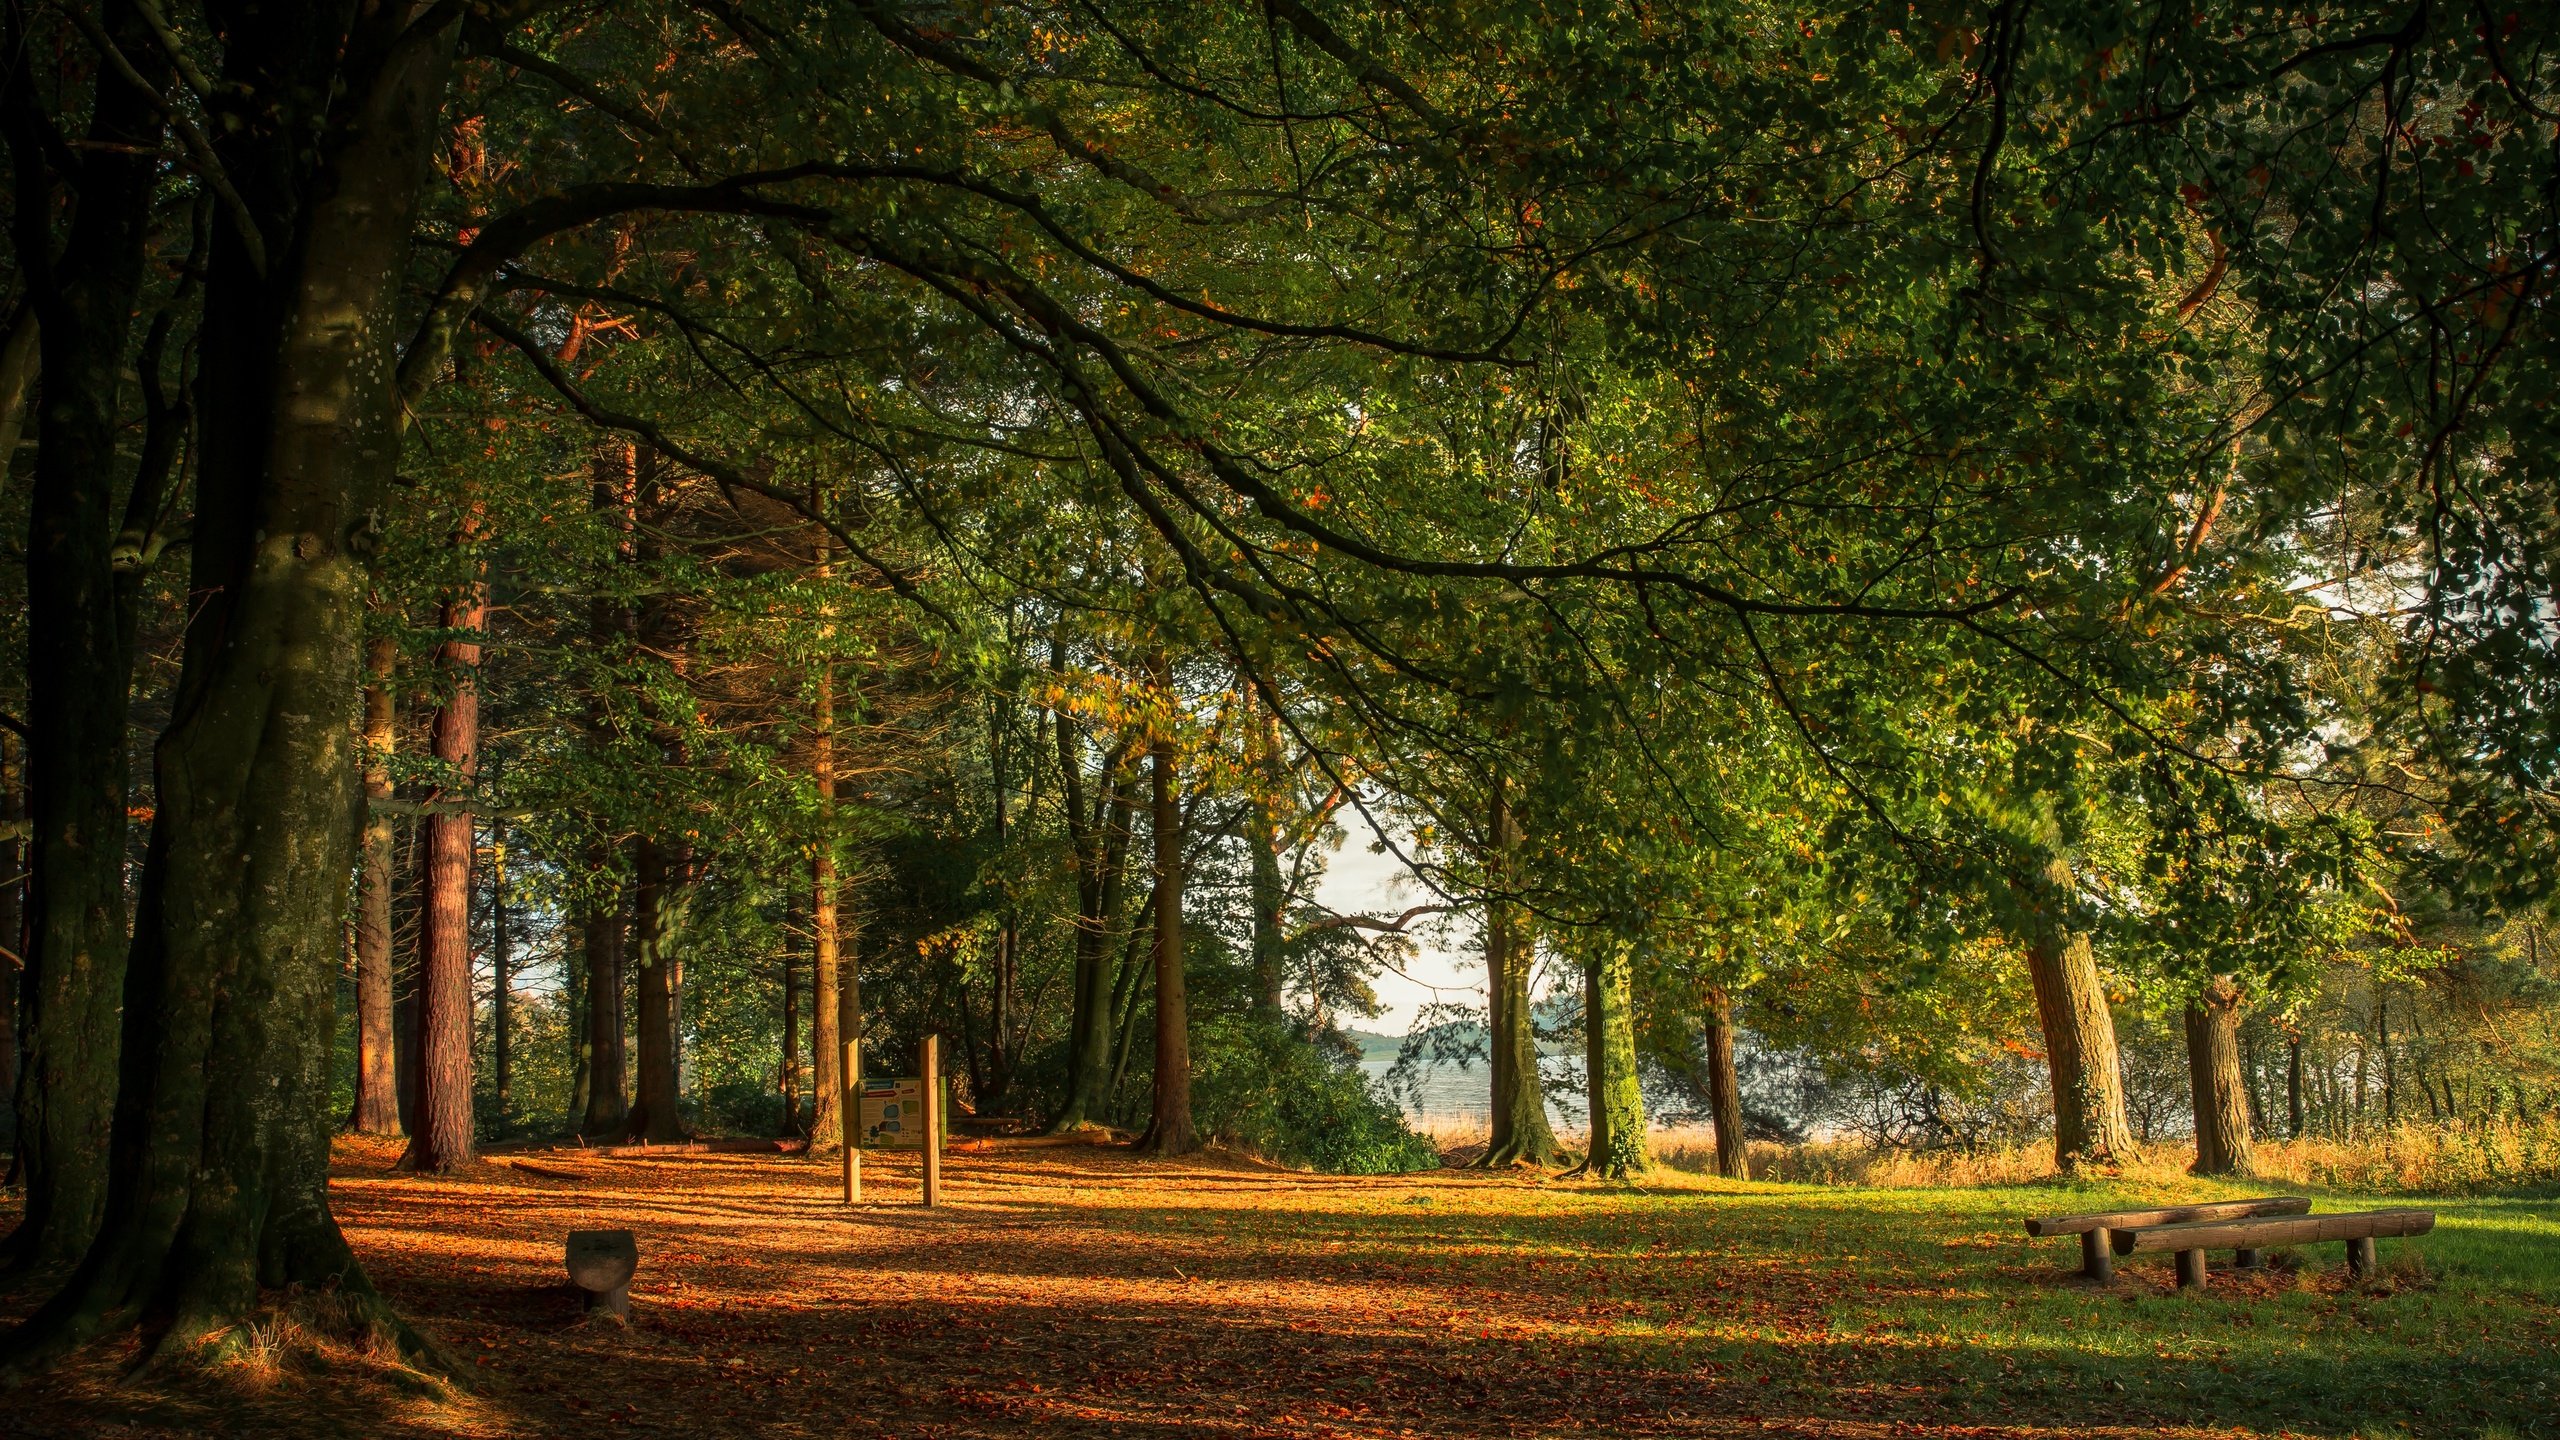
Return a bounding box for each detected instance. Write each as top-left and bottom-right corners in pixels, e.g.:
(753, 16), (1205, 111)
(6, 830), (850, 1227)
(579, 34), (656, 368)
(1135, 680), (1197, 1158)
(1702, 985), (1748, 1180)
(398, 537), (486, 1174)
(1, 0), (167, 1273)
(1582, 942), (1649, 1179)
(780, 899), (801, 1136)
(1478, 777), (1559, 1167)
(627, 837), (689, 1143)
(565, 919), (590, 1131)
(2022, 916), (2136, 1171)
(1, 3), (464, 1368)
(489, 824), (512, 1127)
(1247, 696), (1286, 1017)
(0, 731), (23, 1159)
(2185, 977), (2253, 1176)
(347, 635), (402, 1135)
(808, 629), (844, 1150)
(579, 847), (628, 1137)
(1048, 720), (1136, 1133)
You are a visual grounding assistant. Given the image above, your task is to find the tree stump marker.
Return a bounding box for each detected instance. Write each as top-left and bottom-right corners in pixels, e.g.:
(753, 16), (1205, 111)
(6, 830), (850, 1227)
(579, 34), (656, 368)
(566, 1228), (638, 1319)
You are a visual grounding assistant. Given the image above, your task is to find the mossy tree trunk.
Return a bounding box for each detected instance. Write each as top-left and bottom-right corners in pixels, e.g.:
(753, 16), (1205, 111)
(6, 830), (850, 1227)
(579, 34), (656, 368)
(1582, 941), (1650, 1180)
(0, 0), (462, 1370)
(2186, 977), (2254, 1177)
(1478, 778), (1559, 1168)
(1, 0), (166, 1275)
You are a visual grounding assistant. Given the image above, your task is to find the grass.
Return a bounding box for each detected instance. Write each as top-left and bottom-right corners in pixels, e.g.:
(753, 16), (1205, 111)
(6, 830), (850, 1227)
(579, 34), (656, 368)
(2, 1134), (2552, 1438)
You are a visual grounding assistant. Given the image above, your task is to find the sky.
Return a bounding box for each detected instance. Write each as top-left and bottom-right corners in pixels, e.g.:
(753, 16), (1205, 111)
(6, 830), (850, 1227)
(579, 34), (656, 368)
(1307, 803), (1483, 1035)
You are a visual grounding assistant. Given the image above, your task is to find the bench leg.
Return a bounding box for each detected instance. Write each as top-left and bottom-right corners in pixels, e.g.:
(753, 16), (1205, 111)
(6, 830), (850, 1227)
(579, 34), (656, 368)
(2233, 1248), (2261, 1270)
(2346, 1237), (2376, 1278)
(583, 1283), (631, 1320)
(2175, 1249), (2207, 1289)
(2081, 1228), (2114, 1283)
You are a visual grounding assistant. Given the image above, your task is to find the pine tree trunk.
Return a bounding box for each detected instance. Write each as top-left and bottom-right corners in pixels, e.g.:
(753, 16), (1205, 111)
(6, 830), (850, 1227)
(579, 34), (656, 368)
(1135, 692), (1197, 1157)
(1703, 986), (1748, 1180)
(2023, 922), (2135, 1171)
(1583, 943), (1650, 1179)
(2185, 977), (2253, 1176)
(809, 631), (844, 1149)
(3, 0), (167, 1272)
(628, 837), (689, 1143)
(399, 549), (486, 1174)
(0, 3), (462, 1368)
(348, 635), (402, 1135)
(579, 847), (628, 1137)
(1478, 778), (1558, 1167)
(1247, 699), (1286, 1017)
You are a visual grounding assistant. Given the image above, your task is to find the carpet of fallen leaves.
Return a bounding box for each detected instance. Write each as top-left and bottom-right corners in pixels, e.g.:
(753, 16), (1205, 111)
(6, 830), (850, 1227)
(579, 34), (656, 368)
(4, 1134), (2553, 1439)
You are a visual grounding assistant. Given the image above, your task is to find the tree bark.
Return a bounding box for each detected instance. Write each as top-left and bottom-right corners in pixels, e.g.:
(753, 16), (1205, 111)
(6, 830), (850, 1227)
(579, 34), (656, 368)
(1702, 985), (1748, 1180)
(1048, 716), (1136, 1134)
(1582, 942), (1650, 1179)
(1134, 678), (1197, 1157)
(1478, 777), (1559, 1167)
(809, 629), (844, 1149)
(0, 731), (23, 1158)
(398, 538), (486, 1174)
(2185, 977), (2253, 1176)
(2287, 1035), (2305, 1138)
(780, 899), (801, 1136)
(627, 836), (689, 1143)
(348, 636), (402, 1135)
(579, 847), (628, 1137)
(1, 2), (463, 1369)
(489, 824), (512, 1127)
(2022, 919), (2135, 1171)
(2, 0), (168, 1274)
(1247, 697), (1287, 1017)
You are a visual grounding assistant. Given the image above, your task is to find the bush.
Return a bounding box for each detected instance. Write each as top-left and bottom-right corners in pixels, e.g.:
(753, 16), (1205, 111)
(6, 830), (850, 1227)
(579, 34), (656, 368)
(1192, 1016), (1440, 1174)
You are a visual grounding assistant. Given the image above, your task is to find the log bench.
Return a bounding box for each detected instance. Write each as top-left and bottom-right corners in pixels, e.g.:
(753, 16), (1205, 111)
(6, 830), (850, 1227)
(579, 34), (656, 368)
(2113, 1207), (2435, 1288)
(566, 1229), (638, 1319)
(2023, 1197), (2309, 1282)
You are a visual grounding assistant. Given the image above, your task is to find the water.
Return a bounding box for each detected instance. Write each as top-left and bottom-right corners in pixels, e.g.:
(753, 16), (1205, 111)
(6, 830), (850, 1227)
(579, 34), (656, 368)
(1360, 1056), (1584, 1133)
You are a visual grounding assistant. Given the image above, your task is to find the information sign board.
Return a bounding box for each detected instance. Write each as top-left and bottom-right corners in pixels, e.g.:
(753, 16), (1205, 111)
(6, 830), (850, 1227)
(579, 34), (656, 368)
(856, 1077), (937, 1150)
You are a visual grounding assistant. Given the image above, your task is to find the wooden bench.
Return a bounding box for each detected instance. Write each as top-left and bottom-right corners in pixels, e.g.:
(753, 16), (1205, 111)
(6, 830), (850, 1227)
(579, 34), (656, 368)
(2113, 1207), (2435, 1288)
(566, 1229), (638, 1318)
(2023, 1197), (2309, 1282)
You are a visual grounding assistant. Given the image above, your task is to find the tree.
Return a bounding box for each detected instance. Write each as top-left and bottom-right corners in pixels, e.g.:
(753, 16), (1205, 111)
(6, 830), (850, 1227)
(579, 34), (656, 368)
(400, 532), (487, 1173)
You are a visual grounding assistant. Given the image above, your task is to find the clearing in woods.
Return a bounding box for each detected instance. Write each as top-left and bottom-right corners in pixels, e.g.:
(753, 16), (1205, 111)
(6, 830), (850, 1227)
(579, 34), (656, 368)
(4, 1135), (2553, 1438)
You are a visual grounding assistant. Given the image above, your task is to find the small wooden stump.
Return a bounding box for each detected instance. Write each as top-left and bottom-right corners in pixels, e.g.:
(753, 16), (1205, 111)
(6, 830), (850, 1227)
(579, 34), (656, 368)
(2346, 1235), (2377, 1278)
(2233, 1248), (2262, 1270)
(566, 1229), (638, 1319)
(2080, 1229), (2114, 1284)
(2174, 1248), (2208, 1289)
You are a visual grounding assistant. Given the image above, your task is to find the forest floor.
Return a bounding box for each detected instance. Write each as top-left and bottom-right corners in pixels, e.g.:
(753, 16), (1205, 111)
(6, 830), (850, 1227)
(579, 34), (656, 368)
(3, 1133), (2554, 1439)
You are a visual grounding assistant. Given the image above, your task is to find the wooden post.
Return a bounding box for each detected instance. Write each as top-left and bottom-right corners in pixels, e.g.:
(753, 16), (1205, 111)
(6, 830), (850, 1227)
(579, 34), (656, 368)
(2175, 1248), (2207, 1289)
(922, 1033), (942, 1207)
(2234, 1248), (2261, 1269)
(842, 1039), (860, 1205)
(2346, 1236), (2376, 1277)
(2081, 1228), (2113, 1283)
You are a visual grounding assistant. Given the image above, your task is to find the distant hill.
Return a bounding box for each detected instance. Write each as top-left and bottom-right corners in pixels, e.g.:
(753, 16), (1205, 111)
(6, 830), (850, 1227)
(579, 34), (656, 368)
(1339, 1028), (1413, 1062)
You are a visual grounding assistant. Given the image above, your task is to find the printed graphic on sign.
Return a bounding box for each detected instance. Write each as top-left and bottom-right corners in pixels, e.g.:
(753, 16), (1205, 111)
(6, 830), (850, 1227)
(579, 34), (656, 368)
(857, 1077), (931, 1149)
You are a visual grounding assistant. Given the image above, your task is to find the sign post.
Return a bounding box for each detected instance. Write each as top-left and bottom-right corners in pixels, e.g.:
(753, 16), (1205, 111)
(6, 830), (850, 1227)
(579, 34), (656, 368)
(922, 1035), (942, 1207)
(841, 1038), (860, 1205)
